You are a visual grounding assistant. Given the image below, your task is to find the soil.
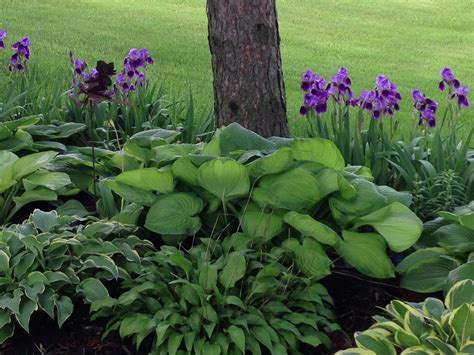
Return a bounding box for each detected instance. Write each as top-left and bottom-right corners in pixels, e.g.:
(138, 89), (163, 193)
(321, 266), (441, 352)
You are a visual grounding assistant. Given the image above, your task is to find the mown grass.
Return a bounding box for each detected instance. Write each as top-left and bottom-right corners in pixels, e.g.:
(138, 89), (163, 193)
(0, 0), (473, 136)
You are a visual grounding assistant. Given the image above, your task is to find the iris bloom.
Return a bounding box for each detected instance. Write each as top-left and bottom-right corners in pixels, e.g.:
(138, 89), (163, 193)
(0, 30), (6, 49)
(328, 67), (353, 104)
(9, 36), (31, 72)
(411, 89), (438, 127)
(299, 69), (329, 115)
(439, 67), (470, 108)
(115, 47), (154, 95)
(353, 75), (401, 119)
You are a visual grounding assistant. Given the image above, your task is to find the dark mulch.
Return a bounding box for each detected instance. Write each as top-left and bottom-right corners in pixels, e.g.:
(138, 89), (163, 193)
(0, 303), (141, 355)
(321, 268), (441, 352)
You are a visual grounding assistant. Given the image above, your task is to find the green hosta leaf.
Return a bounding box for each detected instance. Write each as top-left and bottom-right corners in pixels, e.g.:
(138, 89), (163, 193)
(13, 188), (58, 210)
(284, 237), (331, 279)
(290, 138), (345, 171)
(460, 342), (474, 354)
(228, 325), (246, 353)
(219, 252), (246, 289)
(247, 147), (293, 178)
(112, 203), (143, 225)
(329, 178), (388, 225)
(55, 295), (73, 328)
(145, 192), (204, 236)
(459, 212), (474, 230)
(30, 209), (61, 232)
(423, 298), (445, 321)
(217, 123), (277, 156)
(394, 330), (420, 348)
(355, 330), (397, 355)
(12, 151), (57, 180)
(445, 280), (474, 310)
(448, 303), (474, 344)
(447, 262), (474, 289)
(77, 278), (109, 303)
(172, 156), (199, 186)
(400, 255), (458, 293)
(252, 326), (273, 352)
(352, 202), (423, 252)
(168, 333), (184, 355)
(199, 262), (218, 291)
(115, 168), (174, 193)
(252, 168), (321, 212)
(16, 298), (37, 332)
(106, 180), (157, 206)
(198, 159), (250, 201)
(434, 224), (474, 253)
(23, 171), (71, 191)
(425, 337), (457, 355)
(0, 250), (10, 273)
(404, 311), (432, 338)
(337, 231), (394, 279)
(375, 185), (412, 207)
(396, 248), (447, 273)
(0, 290), (22, 314)
(283, 211), (341, 247)
(119, 314), (155, 338)
(0, 323), (14, 344)
(153, 143), (200, 164)
(241, 204), (284, 241)
(82, 255), (119, 279)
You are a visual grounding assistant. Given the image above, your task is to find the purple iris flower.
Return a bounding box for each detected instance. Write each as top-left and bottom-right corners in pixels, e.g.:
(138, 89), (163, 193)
(0, 30), (6, 49)
(411, 89), (438, 127)
(353, 75), (401, 119)
(451, 85), (470, 108)
(8, 36), (31, 72)
(439, 67), (460, 91)
(116, 47), (155, 96)
(74, 59), (87, 75)
(439, 67), (470, 108)
(299, 69), (330, 115)
(328, 67), (353, 104)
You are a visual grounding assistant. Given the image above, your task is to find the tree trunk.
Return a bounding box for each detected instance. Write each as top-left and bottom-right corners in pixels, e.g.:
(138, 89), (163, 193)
(207, 0), (288, 137)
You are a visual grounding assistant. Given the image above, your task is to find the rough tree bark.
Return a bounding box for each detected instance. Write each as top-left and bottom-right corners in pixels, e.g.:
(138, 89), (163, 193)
(207, 0), (289, 137)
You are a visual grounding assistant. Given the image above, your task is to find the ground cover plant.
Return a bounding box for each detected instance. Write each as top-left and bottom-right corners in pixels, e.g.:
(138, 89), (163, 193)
(91, 239), (339, 354)
(337, 279), (474, 355)
(397, 202), (474, 293)
(0, 209), (153, 344)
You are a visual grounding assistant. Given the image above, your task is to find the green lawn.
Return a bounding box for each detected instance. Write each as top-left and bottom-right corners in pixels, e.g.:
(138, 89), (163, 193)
(1, 0), (473, 135)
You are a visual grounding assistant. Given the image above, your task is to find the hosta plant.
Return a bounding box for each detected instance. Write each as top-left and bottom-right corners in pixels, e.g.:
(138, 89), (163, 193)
(0, 209), (153, 343)
(336, 279), (474, 355)
(91, 238), (340, 354)
(105, 123), (424, 280)
(397, 202), (474, 293)
(0, 150), (76, 224)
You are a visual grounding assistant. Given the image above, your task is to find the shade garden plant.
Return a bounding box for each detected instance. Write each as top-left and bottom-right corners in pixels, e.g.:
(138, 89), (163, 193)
(0, 28), (473, 354)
